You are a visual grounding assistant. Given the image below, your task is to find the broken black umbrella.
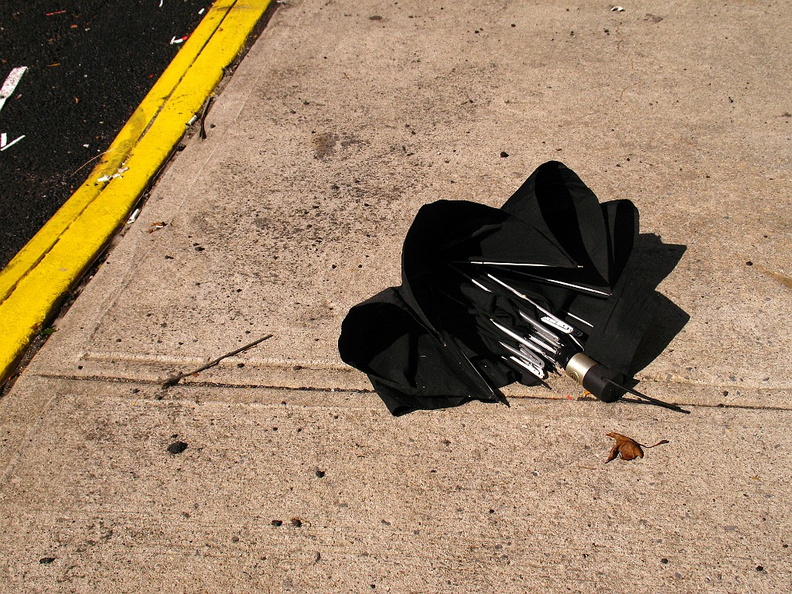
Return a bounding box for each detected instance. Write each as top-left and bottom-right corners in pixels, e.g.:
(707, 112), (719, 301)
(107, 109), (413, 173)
(339, 161), (688, 415)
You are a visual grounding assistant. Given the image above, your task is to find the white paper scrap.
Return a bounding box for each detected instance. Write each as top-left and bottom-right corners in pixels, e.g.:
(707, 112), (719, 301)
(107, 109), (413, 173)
(0, 66), (28, 115)
(0, 134), (26, 151)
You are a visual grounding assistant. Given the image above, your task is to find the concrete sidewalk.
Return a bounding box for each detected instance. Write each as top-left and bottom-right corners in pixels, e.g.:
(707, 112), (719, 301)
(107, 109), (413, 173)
(1, 0), (790, 591)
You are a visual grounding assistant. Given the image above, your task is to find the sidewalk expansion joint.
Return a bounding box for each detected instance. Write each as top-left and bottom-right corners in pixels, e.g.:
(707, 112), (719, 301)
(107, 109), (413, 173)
(25, 373), (792, 412)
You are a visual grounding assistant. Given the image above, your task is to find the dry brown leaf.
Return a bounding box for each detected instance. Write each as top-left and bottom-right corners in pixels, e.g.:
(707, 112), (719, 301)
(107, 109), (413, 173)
(606, 432), (669, 463)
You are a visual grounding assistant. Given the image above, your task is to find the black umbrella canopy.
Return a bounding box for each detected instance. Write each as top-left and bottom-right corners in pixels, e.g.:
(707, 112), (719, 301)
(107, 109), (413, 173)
(339, 161), (686, 415)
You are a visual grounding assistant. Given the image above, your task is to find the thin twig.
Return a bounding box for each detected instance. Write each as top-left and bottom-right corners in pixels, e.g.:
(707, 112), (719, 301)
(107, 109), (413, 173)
(161, 334), (273, 388)
(70, 149), (113, 177)
(199, 95), (215, 139)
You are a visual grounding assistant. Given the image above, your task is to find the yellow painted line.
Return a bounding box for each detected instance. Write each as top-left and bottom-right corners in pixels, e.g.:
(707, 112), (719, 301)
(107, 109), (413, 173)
(0, 0), (274, 384)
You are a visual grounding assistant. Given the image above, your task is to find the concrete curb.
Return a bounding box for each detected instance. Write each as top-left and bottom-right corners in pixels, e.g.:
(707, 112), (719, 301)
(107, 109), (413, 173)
(0, 0), (274, 385)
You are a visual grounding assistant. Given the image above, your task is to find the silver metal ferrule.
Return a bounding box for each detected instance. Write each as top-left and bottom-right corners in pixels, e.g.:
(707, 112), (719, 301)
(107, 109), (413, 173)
(565, 353), (597, 384)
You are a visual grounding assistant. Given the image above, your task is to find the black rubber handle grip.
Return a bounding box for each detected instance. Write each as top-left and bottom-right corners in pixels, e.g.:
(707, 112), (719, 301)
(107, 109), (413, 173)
(580, 364), (625, 403)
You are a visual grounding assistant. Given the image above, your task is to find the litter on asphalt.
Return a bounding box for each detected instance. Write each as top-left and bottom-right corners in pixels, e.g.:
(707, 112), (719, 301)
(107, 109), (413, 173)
(0, 66), (28, 115)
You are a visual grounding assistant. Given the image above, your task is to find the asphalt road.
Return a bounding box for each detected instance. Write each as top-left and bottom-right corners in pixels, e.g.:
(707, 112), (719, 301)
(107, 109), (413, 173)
(0, 0), (209, 269)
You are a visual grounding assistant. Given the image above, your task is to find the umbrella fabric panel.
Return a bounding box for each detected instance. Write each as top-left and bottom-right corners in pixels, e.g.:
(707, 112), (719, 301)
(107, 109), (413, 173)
(338, 288), (507, 415)
(576, 269), (659, 376)
(501, 161), (612, 284)
(398, 199), (577, 336)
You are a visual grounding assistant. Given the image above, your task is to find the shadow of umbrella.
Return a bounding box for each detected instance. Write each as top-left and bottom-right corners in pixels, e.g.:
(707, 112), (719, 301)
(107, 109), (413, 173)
(628, 234), (689, 375)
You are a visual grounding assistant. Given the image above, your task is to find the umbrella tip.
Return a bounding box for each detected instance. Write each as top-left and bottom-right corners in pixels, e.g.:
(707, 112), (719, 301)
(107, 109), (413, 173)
(605, 378), (690, 414)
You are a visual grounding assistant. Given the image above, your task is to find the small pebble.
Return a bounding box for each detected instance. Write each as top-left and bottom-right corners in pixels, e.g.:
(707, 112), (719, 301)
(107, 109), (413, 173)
(167, 441), (188, 454)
